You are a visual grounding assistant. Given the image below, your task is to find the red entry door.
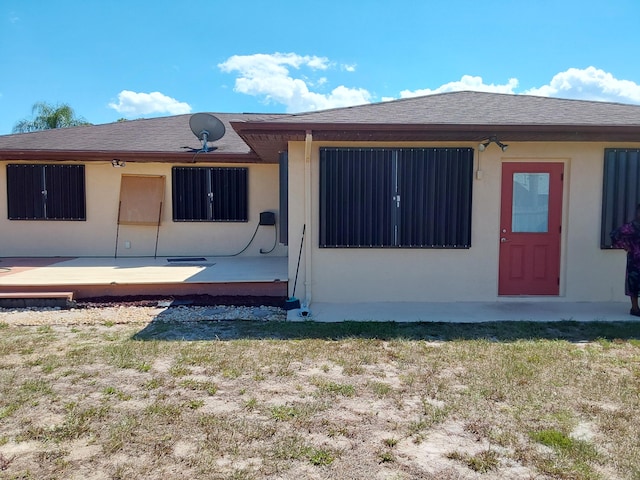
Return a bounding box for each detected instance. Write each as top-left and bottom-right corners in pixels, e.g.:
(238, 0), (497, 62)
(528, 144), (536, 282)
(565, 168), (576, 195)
(498, 162), (563, 295)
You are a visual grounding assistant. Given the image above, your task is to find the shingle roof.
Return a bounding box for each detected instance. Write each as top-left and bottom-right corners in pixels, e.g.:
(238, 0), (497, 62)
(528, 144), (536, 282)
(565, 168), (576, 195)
(252, 91), (640, 126)
(0, 112), (287, 163)
(2, 92), (640, 165)
(230, 92), (640, 161)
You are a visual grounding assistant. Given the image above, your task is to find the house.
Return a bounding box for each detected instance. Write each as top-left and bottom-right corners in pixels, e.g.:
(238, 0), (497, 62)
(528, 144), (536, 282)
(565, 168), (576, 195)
(1, 91), (640, 315)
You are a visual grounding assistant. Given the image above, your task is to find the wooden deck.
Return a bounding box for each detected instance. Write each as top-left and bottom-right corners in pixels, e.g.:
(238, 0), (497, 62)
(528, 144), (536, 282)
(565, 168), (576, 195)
(0, 256), (288, 300)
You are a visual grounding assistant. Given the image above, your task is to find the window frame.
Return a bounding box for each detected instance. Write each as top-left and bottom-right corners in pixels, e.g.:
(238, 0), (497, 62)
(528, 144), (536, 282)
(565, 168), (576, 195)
(6, 164), (86, 221)
(171, 166), (248, 222)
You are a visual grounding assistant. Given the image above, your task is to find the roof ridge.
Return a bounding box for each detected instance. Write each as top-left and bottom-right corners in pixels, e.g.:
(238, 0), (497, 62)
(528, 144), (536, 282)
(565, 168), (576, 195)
(284, 91), (640, 119)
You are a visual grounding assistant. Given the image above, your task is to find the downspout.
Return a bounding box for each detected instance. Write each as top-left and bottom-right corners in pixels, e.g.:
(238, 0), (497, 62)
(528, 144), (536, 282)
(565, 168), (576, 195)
(303, 130), (313, 310)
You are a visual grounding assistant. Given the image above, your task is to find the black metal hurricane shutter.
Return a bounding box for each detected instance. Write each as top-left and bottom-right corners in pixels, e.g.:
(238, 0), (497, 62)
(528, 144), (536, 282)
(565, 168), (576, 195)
(172, 167), (209, 221)
(320, 148), (395, 247)
(45, 164), (86, 220)
(398, 148), (472, 247)
(7, 164), (44, 219)
(211, 167), (248, 222)
(320, 147), (473, 248)
(601, 149), (640, 248)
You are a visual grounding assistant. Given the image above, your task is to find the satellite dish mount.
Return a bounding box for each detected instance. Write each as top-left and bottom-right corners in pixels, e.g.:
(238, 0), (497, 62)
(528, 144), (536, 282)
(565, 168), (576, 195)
(189, 113), (225, 152)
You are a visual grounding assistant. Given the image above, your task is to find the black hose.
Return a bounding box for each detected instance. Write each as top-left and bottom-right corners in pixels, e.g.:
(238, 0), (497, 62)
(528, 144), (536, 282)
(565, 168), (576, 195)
(1, 221), (266, 261)
(292, 224), (305, 298)
(260, 224), (278, 254)
(210, 222), (261, 257)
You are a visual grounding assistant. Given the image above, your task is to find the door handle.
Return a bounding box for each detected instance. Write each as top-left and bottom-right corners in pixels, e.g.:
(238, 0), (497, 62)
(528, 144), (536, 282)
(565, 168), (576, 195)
(501, 237), (509, 243)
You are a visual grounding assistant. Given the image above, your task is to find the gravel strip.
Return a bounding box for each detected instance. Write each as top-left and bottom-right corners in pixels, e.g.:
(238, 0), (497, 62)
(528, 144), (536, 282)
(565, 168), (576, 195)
(0, 304), (286, 326)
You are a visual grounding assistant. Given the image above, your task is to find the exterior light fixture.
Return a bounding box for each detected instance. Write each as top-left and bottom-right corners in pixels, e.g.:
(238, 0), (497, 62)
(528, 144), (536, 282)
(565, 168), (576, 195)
(111, 159), (126, 167)
(478, 136), (508, 152)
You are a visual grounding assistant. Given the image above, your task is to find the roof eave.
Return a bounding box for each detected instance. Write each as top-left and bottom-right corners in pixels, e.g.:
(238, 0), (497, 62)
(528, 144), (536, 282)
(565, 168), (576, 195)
(0, 150), (272, 164)
(230, 121), (640, 163)
(231, 121), (640, 137)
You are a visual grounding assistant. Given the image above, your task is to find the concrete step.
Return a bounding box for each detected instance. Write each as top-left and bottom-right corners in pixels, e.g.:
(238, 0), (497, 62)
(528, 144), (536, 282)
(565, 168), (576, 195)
(0, 291), (75, 309)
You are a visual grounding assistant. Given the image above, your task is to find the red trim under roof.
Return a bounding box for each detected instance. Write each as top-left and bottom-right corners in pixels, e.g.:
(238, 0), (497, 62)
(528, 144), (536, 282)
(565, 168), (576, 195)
(0, 150), (268, 164)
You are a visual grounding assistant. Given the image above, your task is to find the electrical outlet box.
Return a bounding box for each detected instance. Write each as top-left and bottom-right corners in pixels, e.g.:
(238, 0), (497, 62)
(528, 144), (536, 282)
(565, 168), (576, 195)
(124, 241), (131, 249)
(259, 211), (276, 226)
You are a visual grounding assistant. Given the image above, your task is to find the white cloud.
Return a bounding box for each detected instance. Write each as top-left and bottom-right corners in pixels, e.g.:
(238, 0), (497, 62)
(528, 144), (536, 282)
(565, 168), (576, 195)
(525, 66), (640, 103)
(307, 56), (330, 70)
(400, 75), (519, 98)
(108, 90), (192, 116)
(219, 52), (330, 78)
(393, 68), (640, 105)
(219, 52), (640, 114)
(218, 52), (370, 112)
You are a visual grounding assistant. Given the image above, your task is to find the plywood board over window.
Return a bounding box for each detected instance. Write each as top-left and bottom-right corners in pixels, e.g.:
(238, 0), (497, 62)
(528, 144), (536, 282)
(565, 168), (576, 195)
(118, 175), (166, 225)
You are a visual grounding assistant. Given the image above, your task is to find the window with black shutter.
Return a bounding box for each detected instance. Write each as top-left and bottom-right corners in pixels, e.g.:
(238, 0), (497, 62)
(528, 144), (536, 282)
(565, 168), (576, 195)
(172, 167), (248, 222)
(601, 148), (640, 248)
(319, 148), (473, 248)
(6, 164), (86, 220)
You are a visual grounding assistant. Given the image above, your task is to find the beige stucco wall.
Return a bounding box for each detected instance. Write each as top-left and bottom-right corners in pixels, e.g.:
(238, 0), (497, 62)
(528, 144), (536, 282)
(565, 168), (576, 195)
(288, 140), (640, 304)
(0, 161), (285, 258)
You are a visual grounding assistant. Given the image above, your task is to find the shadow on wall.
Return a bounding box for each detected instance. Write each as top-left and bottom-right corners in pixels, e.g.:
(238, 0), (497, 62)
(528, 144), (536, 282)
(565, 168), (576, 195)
(132, 315), (640, 343)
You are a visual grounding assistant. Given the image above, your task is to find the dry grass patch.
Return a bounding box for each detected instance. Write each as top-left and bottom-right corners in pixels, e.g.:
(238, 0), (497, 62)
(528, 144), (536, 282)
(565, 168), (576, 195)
(0, 318), (639, 479)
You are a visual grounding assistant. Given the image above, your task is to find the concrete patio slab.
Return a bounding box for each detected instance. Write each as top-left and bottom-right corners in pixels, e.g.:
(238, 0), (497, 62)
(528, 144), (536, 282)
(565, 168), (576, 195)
(0, 256), (287, 285)
(288, 301), (635, 323)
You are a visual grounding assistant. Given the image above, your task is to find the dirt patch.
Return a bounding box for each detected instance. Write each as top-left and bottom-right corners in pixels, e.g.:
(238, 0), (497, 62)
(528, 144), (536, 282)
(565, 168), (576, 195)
(0, 314), (638, 479)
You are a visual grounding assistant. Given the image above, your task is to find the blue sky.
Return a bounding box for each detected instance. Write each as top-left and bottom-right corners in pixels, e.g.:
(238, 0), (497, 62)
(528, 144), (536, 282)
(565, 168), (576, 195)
(1, 0), (639, 135)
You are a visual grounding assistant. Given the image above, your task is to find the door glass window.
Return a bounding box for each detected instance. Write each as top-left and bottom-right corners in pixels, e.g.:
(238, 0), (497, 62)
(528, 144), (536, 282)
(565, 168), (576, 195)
(512, 173), (549, 232)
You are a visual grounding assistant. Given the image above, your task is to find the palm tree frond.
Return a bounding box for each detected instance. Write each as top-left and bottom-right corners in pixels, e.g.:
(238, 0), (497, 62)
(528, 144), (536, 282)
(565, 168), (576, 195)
(13, 102), (91, 132)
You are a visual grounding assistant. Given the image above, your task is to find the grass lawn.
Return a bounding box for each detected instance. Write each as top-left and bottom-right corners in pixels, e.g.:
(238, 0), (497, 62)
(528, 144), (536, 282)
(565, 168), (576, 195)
(0, 318), (639, 479)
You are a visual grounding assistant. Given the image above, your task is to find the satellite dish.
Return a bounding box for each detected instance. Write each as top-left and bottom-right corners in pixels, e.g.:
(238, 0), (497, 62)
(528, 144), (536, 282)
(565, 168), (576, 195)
(189, 113), (225, 152)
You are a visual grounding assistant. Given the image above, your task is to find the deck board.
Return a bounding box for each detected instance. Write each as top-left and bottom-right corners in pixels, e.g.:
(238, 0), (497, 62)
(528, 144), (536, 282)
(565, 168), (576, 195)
(0, 256), (288, 299)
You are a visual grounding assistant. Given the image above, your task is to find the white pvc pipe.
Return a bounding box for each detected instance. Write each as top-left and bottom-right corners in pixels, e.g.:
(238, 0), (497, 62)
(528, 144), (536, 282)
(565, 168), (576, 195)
(303, 130), (313, 308)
